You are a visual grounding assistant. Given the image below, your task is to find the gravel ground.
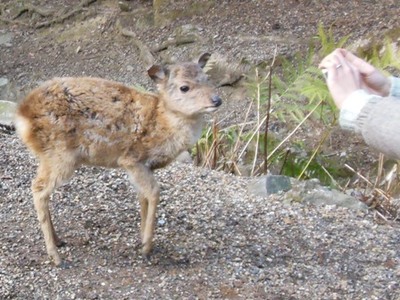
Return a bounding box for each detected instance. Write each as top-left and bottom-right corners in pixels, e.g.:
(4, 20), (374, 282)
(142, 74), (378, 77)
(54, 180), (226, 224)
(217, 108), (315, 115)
(1, 1), (400, 299)
(1, 132), (400, 299)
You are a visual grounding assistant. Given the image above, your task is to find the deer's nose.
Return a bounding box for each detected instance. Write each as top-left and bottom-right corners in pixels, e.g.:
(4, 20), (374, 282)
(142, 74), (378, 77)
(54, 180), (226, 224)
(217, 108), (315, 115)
(212, 95), (222, 107)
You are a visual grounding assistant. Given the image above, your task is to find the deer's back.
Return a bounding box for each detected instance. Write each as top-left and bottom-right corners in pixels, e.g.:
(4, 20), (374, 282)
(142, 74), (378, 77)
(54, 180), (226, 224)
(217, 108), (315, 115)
(16, 77), (158, 166)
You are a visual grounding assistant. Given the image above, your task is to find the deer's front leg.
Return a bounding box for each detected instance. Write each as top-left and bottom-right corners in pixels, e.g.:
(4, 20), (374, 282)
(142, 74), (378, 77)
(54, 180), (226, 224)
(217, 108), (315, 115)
(138, 193), (148, 240)
(122, 161), (160, 256)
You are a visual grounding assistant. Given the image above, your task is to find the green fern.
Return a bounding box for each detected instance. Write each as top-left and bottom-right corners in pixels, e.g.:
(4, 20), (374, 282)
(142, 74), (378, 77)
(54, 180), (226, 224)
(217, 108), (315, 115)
(195, 23), (400, 187)
(271, 62), (335, 125)
(367, 38), (400, 72)
(243, 23), (350, 183)
(317, 22), (350, 57)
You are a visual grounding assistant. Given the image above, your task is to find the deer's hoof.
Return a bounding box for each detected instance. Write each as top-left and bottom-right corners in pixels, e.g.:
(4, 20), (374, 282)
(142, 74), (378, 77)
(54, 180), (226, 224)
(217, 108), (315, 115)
(141, 242), (153, 258)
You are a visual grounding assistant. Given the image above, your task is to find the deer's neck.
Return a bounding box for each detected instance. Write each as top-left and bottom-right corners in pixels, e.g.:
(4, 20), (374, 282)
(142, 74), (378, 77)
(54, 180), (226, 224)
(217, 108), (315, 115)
(157, 99), (205, 144)
(143, 101), (205, 169)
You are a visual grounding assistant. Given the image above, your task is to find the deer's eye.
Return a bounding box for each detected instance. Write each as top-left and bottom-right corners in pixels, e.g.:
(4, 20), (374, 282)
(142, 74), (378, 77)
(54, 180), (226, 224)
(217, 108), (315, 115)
(180, 86), (190, 93)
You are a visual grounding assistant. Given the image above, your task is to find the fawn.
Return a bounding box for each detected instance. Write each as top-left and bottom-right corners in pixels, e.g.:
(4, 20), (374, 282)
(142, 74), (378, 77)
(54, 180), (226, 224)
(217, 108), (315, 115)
(15, 53), (222, 266)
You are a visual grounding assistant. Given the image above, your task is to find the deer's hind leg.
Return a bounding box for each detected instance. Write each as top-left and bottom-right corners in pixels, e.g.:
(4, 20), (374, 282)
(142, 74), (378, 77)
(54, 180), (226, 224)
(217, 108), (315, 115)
(32, 155), (75, 266)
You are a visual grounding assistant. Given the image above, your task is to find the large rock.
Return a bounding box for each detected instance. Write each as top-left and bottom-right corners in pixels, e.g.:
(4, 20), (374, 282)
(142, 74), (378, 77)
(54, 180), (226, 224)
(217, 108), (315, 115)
(0, 78), (10, 99)
(0, 100), (17, 126)
(0, 77), (20, 103)
(248, 175), (368, 211)
(0, 32), (12, 47)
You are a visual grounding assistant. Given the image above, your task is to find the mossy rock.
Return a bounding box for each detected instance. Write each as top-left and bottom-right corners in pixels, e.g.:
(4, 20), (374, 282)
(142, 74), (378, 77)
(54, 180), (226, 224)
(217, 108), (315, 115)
(0, 101), (17, 125)
(384, 27), (400, 42)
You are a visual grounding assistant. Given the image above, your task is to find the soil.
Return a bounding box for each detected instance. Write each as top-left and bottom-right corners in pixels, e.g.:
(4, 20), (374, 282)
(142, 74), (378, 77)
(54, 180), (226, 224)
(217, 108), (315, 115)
(1, 1), (400, 299)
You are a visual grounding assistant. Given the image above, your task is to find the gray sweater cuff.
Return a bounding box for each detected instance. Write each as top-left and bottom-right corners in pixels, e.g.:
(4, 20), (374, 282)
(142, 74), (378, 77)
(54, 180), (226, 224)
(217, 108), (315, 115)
(389, 77), (400, 98)
(339, 90), (378, 133)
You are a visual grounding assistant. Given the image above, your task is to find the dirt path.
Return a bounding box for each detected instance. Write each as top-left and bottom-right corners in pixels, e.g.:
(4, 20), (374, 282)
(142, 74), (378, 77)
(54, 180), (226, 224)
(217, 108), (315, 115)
(1, 1), (400, 299)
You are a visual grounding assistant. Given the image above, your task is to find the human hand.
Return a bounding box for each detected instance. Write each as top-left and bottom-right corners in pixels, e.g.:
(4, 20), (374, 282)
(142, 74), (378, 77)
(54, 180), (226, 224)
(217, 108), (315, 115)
(338, 49), (391, 96)
(320, 49), (391, 98)
(319, 49), (363, 109)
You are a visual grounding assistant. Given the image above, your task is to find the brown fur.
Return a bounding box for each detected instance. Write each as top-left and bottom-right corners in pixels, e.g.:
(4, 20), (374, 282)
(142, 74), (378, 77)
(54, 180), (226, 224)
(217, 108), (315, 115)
(15, 54), (222, 266)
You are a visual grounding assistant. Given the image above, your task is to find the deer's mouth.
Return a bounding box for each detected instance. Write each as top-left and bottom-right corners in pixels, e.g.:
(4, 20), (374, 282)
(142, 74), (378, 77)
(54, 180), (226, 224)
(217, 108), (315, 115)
(204, 106), (220, 113)
(203, 96), (222, 112)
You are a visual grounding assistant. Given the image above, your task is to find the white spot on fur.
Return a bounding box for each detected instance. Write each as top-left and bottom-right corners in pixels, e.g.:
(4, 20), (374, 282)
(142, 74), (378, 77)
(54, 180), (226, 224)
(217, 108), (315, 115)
(14, 114), (30, 142)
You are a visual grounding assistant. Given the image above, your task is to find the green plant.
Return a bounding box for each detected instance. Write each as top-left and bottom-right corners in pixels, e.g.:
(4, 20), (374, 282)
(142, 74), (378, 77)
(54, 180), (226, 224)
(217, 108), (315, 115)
(317, 22), (350, 57)
(251, 23), (345, 183)
(195, 23), (400, 191)
(364, 38), (400, 73)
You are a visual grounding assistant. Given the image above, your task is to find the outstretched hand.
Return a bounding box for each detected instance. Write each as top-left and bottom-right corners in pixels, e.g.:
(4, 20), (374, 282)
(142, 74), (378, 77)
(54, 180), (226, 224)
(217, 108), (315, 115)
(319, 49), (391, 109)
(319, 49), (363, 109)
(337, 49), (391, 96)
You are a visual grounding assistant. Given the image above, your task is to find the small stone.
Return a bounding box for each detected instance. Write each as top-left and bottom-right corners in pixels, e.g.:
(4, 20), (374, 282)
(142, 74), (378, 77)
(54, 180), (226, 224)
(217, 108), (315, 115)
(247, 175), (292, 197)
(0, 77), (9, 88)
(266, 175), (292, 195)
(175, 151), (192, 164)
(118, 1), (132, 12)
(0, 33), (12, 46)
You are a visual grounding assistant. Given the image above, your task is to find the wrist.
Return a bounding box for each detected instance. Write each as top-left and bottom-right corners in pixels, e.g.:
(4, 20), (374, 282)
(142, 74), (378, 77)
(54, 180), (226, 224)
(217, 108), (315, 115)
(389, 76), (400, 97)
(339, 90), (376, 132)
(382, 77), (392, 96)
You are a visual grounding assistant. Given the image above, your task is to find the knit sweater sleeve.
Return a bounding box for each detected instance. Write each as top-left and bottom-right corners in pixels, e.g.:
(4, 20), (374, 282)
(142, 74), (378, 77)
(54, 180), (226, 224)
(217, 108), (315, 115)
(389, 76), (400, 97)
(339, 76), (400, 159)
(356, 97), (400, 159)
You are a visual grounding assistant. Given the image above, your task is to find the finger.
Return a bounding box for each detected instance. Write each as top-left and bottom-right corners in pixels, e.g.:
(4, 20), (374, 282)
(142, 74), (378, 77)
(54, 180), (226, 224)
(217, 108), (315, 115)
(323, 53), (360, 89)
(335, 54), (363, 89)
(342, 50), (375, 74)
(320, 53), (343, 76)
(319, 49), (350, 70)
(318, 49), (342, 69)
(319, 56), (338, 70)
(334, 53), (357, 77)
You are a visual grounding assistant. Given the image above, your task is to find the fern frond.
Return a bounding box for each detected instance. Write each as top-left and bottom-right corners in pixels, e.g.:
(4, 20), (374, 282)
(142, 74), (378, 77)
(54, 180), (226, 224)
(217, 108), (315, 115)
(317, 22), (351, 57)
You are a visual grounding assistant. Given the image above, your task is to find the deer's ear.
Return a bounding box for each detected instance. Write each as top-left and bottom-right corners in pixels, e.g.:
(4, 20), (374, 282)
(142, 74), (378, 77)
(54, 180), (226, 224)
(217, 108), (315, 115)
(198, 53), (211, 69)
(147, 65), (169, 83)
